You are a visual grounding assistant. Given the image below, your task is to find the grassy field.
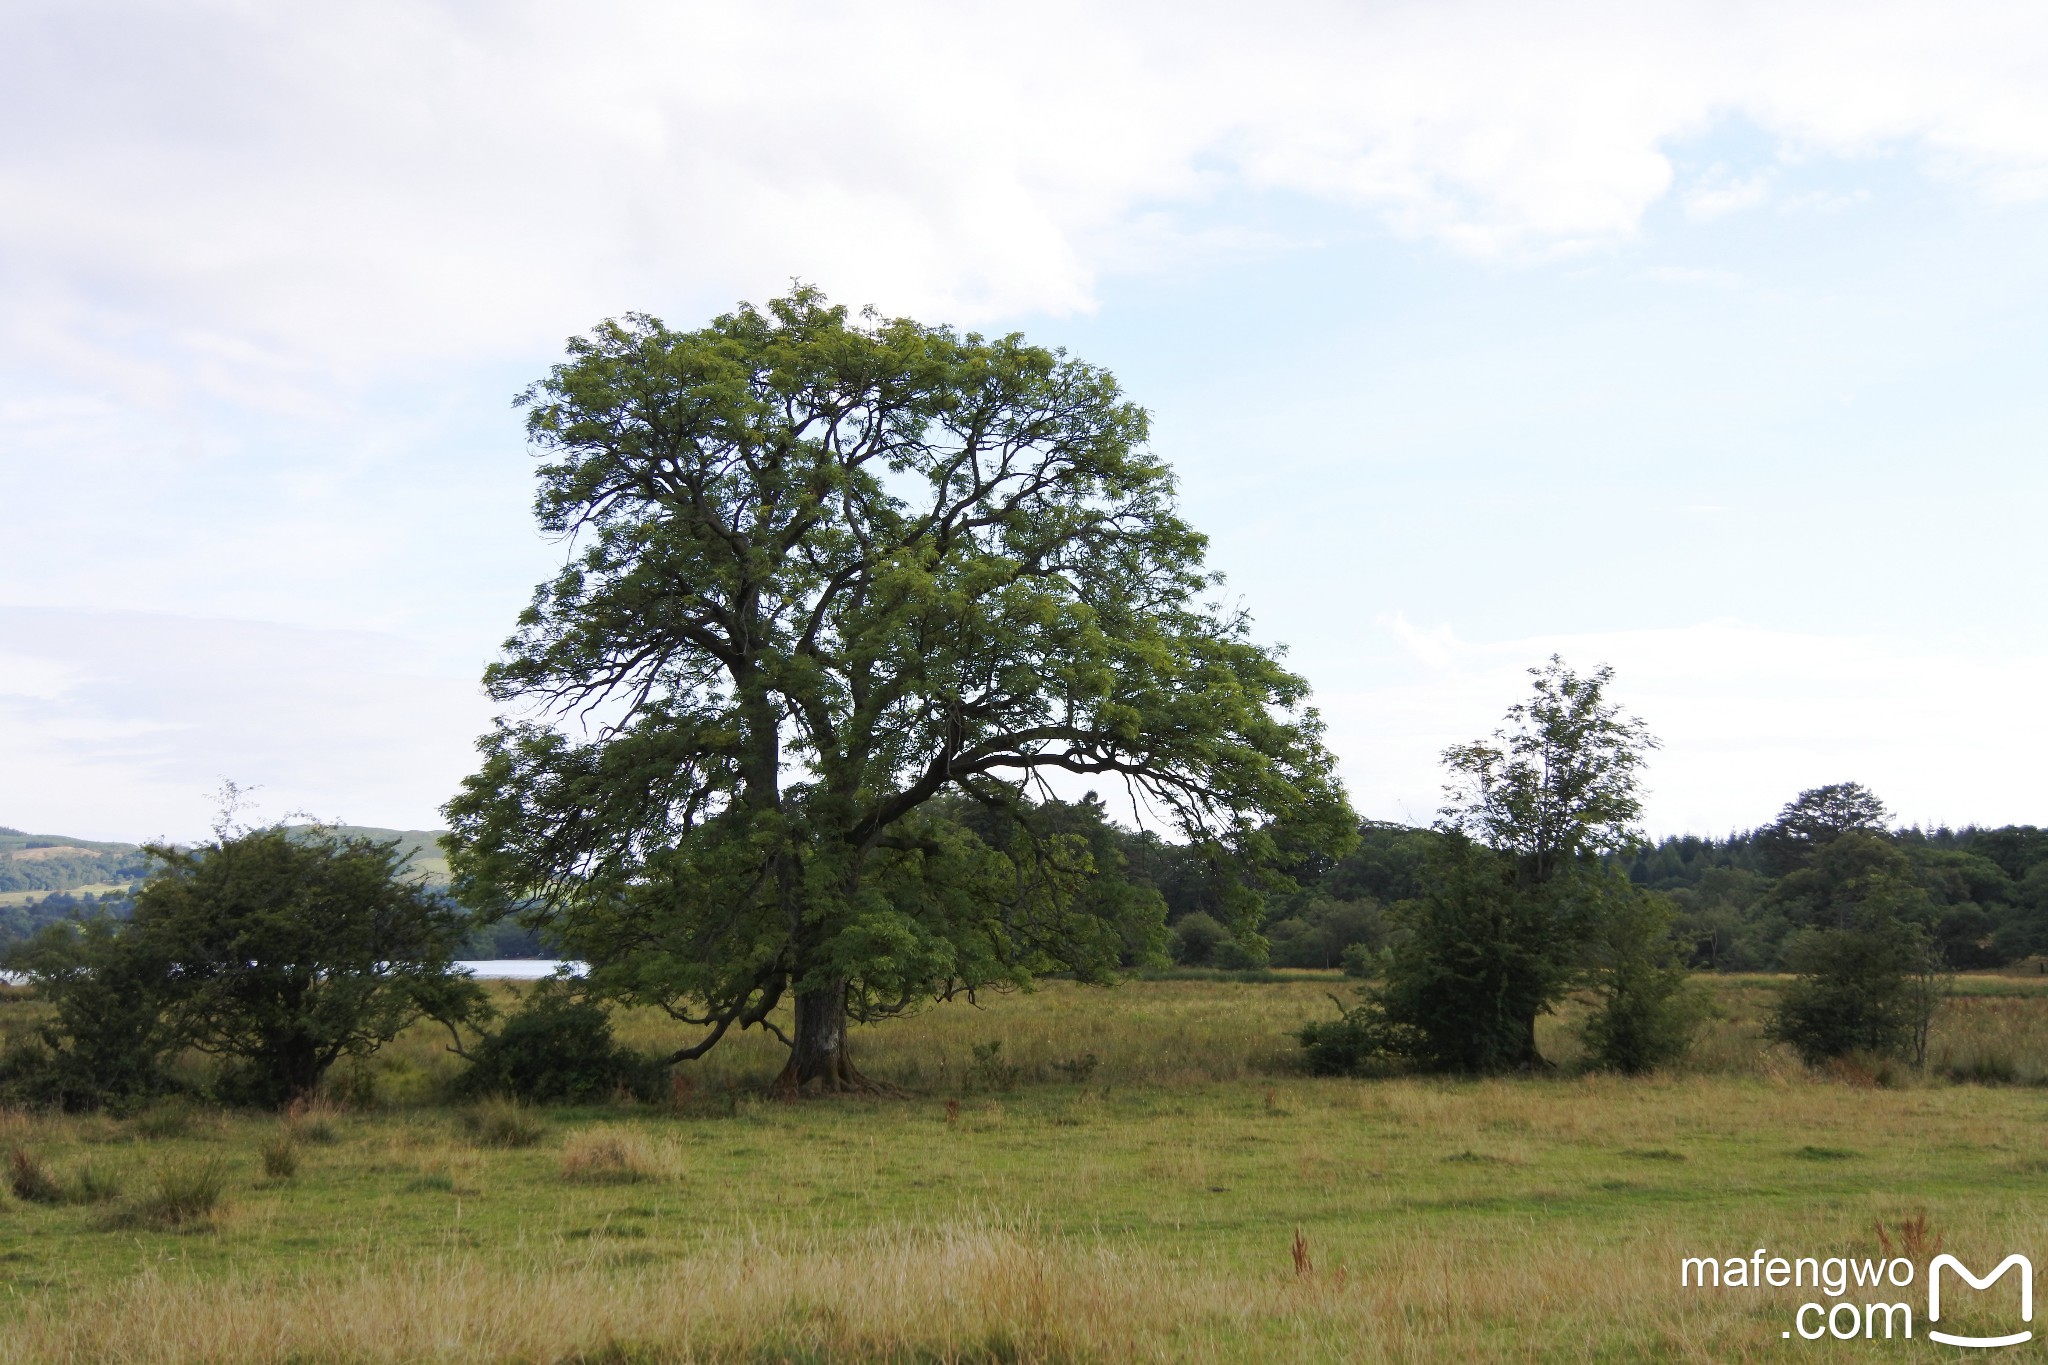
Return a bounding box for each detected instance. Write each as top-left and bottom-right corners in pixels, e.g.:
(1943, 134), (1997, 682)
(2, 975), (2046, 1361)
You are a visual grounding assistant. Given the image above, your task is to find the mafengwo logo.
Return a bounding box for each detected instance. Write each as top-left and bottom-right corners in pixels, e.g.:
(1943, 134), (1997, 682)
(1680, 1247), (2034, 1345)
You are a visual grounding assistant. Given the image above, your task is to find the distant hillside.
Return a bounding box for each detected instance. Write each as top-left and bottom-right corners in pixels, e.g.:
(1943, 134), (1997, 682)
(283, 825), (452, 885)
(0, 827), (149, 895)
(0, 823), (452, 898)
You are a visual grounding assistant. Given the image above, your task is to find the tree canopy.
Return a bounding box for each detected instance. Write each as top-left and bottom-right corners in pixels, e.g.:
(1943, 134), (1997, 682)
(447, 287), (1353, 1090)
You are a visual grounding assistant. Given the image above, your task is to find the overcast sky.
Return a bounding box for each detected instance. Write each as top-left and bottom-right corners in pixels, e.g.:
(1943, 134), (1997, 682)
(3, 0), (2046, 841)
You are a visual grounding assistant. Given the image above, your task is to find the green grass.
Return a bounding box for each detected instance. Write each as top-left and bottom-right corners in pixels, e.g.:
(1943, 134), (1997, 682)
(0, 976), (2044, 1360)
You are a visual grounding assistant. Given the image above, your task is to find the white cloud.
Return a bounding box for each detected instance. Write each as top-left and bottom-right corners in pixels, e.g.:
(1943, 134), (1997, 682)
(3, 0), (2048, 397)
(1324, 616), (2048, 837)
(0, 607), (494, 841)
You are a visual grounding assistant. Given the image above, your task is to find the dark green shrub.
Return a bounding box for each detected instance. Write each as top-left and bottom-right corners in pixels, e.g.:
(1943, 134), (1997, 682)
(1167, 913), (1230, 966)
(456, 991), (664, 1104)
(1578, 890), (1707, 1074)
(1767, 921), (1933, 1065)
(1296, 995), (1422, 1076)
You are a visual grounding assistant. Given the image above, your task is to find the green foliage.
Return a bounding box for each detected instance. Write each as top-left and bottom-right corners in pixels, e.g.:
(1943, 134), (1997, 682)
(1438, 657), (1657, 885)
(1375, 838), (1593, 1072)
(1578, 889), (1708, 1074)
(1754, 783), (1891, 876)
(966, 1040), (1022, 1091)
(1295, 994), (1422, 1076)
(2, 821), (488, 1109)
(456, 988), (665, 1103)
(1767, 920), (1938, 1065)
(1167, 912), (1231, 966)
(447, 286), (1352, 1082)
(1304, 659), (1692, 1076)
(0, 916), (178, 1111)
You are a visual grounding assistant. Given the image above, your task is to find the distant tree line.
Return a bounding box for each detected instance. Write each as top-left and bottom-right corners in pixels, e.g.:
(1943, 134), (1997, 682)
(1621, 807), (2048, 972)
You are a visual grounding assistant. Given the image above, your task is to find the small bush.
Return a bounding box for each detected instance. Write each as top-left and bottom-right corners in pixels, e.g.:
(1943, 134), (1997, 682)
(1578, 891), (1708, 1074)
(559, 1128), (674, 1184)
(1168, 913), (1231, 967)
(260, 1133), (300, 1180)
(1297, 995), (1420, 1076)
(8, 1148), (64, 1204)
(967, 1042), (1020, 1092)
(1767, 923), (1933, 1065)
(462, 1097), (546, 1148)
(455, 991), (665, 1104)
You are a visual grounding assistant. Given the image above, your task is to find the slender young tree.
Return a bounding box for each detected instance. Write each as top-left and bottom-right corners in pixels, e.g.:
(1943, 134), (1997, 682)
(446, 288), (1352, 1091)
(1384, 657), (1662, 1070)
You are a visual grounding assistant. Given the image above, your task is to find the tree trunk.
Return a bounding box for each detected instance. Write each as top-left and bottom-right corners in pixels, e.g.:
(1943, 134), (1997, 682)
(773, 979), (867, 1093)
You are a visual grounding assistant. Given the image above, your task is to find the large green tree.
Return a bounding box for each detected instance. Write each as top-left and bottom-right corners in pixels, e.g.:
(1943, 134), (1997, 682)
(446, 288), (1352, 1091)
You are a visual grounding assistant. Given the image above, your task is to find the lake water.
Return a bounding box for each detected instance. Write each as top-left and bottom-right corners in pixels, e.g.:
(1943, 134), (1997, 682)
(0, 961), (581, 985)
(456, 959), (585, 979)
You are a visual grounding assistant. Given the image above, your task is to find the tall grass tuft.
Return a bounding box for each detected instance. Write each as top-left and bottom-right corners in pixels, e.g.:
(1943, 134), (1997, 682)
(260, 1132), (300, 1180)
(558, 1128), (676, 1184)
(8, 1148), (63, 1204)
(129, 1101), (199, 1141)
(69, 1162), (124, 1204)
(462, 1098), (546, 1149)
(121, 1156), (230, 1230)
(284, 1097), (341, 1145)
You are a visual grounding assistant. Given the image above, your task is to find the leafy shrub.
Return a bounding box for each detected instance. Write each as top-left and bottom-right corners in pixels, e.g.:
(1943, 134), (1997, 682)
(967, 1041), (1021, 1092)
(1578, 891), (1707, 1074)
(455, 990), (665, 1104)
(462, 1097), (546, 1148)
(1339, 943), (1387, 979)
(1167, 913), (1231, 967)
(1296, 995), (1422, 1076)
(1767, 922), (1934, 1065)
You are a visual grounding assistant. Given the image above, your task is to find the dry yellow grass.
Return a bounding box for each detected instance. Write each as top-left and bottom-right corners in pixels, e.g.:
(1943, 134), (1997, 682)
(1, 1213), (2034, 1363)
(558, 1126), (681, 1184)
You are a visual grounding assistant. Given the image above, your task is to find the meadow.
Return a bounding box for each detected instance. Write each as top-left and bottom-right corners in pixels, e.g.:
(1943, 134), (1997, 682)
(2, 974), (2047, 1362)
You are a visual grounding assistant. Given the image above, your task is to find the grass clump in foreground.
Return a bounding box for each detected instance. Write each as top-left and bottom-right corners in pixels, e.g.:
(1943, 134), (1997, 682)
(0, 975), (2046, 1361)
